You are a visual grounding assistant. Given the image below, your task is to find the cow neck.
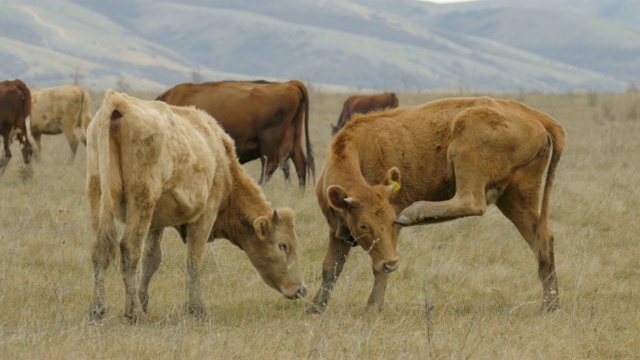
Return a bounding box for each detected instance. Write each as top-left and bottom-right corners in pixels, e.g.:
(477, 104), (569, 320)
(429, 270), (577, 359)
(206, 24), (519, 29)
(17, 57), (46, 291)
(329, 144), (370, 191)
(214, 161), (272, 249)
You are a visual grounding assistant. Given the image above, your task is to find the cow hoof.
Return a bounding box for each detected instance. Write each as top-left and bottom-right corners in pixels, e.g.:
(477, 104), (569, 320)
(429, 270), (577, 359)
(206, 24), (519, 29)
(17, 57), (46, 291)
(542, 301), (560, 312)
(364, 303), (384, 313)
(125, 311), (145, 324)
(89, 307), (105, 321)
(188, 306), (209, 318)
(394, 214), (413, 226)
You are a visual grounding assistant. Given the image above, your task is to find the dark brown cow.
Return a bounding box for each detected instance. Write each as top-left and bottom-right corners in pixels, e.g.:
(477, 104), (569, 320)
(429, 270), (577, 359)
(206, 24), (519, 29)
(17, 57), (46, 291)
(310, 97), (566, 314)
(332, 92), (399, 134)
(0, 79), (35, 177)
(156, 80), (315, 187)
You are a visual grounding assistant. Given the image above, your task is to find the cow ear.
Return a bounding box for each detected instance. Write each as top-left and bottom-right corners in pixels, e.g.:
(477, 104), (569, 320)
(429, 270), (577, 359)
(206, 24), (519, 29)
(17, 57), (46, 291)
(384, 167), (402, 194)
(253, 216), (270, 241)
(327, 185), (358, 210)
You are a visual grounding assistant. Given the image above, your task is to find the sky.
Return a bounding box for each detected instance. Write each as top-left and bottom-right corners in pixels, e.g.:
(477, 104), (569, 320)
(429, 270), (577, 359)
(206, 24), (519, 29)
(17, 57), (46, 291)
(419, 0), (478, 3)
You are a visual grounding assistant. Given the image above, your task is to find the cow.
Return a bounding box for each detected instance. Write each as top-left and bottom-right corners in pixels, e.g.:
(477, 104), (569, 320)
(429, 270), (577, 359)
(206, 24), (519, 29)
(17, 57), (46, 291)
(86, 90), (306, 322)
(0, 79), (35, 178)
(156, 80), (315, 188)
(30, 85), (92, 161)
(309, 96), (566, 314)
(331, 92), (399, 134)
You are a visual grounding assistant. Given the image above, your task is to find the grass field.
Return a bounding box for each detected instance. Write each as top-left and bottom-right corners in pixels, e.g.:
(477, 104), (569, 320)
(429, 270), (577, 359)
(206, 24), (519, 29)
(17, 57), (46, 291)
(1, 89), (639, 359)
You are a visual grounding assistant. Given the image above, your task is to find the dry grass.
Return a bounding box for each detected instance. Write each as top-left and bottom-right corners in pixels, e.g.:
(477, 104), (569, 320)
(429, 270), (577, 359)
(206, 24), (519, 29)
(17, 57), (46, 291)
(1, 90), (639, 359)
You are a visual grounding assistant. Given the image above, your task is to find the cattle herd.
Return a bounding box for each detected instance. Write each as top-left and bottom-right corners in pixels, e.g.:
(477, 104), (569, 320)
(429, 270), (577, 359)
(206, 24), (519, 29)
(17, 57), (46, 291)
(0, 77), (566, 322)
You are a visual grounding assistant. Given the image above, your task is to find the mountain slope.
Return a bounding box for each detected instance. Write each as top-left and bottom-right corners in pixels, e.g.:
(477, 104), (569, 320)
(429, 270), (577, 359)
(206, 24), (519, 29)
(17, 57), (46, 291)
(1, 0), (637, 92)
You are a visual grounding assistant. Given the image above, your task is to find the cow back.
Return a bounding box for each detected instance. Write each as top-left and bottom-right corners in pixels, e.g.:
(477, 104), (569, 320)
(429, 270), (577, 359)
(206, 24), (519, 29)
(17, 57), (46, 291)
(0, 79), (31, 128)
(327, 97), (542, 210)
(157, 80), (314, 178)
(31, 85), (91, 135)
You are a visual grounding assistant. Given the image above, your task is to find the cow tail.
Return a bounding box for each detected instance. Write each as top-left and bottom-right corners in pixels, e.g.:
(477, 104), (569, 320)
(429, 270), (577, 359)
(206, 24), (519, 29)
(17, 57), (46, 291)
(76, 88), (91, 144)
(16, 80), (37, 154)
(155, 88), (171, 101)
(297, 81), (315, 183)
(25, 116), (37, 155)
(95, 90), (123, 267)
(335, 101), (349, 134)
(538, 120), (566, 231)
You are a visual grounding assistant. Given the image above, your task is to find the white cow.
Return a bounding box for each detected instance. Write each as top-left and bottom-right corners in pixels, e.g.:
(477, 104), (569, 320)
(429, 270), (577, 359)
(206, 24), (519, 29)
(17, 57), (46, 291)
(86, 90), (306, 322)
(30, 85), (92, 161)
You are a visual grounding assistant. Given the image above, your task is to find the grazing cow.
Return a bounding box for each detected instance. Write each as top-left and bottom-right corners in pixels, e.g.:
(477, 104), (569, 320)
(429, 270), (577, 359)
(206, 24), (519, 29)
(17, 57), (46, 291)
(30, 85), (92, 161)
(0, 79), (35, 177)
(156, 80), (315, 187)
(86, 90), (306, 322)
(310, 97), (566, 314)
(332, 92), (399, 134)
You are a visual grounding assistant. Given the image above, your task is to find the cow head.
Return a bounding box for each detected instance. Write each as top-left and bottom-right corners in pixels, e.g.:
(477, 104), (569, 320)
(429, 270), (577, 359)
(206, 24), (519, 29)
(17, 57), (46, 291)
(327, 167), (402, 273)
(244, 208), (306, 300)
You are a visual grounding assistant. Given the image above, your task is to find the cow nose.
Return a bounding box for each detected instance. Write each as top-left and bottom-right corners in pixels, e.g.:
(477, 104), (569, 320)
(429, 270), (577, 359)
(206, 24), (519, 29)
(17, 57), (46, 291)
(383, 259), (400, 273)
(296, 287), (307, 299)
(284, 285), (307, 300)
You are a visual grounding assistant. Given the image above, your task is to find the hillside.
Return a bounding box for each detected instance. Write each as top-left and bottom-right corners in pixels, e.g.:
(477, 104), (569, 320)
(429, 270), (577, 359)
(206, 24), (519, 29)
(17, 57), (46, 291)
(1, 0), (639, 92)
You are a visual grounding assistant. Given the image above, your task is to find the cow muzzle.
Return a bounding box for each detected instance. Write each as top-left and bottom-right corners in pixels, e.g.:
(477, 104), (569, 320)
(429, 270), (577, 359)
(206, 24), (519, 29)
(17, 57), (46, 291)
(383, 258), (400, 273)
(284, 285), (307, 300)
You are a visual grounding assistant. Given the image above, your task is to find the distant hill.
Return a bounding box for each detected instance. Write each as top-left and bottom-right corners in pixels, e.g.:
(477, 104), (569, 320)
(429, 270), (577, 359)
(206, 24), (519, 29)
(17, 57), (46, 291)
(1, 0), (639, 92)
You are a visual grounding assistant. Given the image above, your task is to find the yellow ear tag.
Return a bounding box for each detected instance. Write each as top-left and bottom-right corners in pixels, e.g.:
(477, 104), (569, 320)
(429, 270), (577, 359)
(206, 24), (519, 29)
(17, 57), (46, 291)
(389, 180), (401, 193)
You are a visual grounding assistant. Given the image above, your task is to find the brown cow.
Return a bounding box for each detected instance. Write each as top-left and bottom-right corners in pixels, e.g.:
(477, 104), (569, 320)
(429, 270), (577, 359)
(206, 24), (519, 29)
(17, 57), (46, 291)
(30, 85), (92, 161)
(310, 97), (566, 314)
(0, 79), (35, 177)
(332, 92), (399, 134)
(86, 90), (306, 322)
(156, 80), (315, 187)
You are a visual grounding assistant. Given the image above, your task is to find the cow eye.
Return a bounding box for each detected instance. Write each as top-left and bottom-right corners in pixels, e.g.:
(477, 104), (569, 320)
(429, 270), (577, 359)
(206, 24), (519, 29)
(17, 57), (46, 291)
(278, 243), (288, 252)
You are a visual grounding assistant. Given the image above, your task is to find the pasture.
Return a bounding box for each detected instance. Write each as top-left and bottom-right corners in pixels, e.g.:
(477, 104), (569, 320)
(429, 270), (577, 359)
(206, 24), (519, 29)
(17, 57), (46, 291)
(1, 90), (638, 359)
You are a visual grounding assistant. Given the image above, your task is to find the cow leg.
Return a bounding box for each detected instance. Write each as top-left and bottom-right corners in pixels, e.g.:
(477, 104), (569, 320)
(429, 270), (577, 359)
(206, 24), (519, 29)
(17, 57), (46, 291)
(366, 225), (400, 312)
(290, 147), (307, 188)
(258, 155), (279, 185)
(120, 187), (157, 322)
(68, 138), (79, 162)
(281, 160), (291, 183)
(0, 135), (11, 177)
(139, 228), (164, 314)
(365, 269), (389, 312)
(395, 187), (487, 226)
(396, 149), (496, 226)
(89, 212), (119, 321)
(62, 128), (79, 162)
(499, 199), (559, 311)
(86, 171), (115, 321)
(184, 211), (217, 317)
(32, 134), (42, 161)
(120, 223), (151, 322)
(308, 231), (352, 314)
(16, 132), (31, 166)
(497, 158), (559, 311)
